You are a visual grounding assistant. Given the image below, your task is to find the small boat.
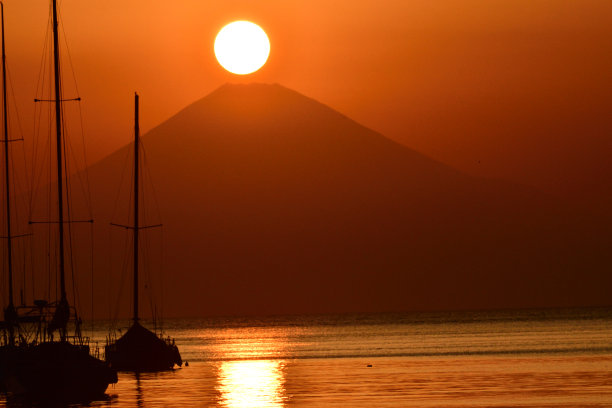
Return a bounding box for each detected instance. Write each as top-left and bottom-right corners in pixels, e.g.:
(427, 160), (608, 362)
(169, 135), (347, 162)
(0, 0), (117, 401)
(105, 93), (182, 372)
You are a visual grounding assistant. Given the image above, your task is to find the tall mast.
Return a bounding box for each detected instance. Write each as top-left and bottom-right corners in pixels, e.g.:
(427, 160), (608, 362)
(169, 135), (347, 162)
(52, 0), (67, 304)
(133, 92), (139, 323)
(1, 2), (13, 307)
(1, 1), (16, 345)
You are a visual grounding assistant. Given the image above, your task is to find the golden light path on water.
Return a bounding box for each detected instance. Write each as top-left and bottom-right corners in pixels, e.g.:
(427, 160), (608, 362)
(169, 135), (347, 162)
(216, 360), (286, 408)
(210, 329), (289, 407)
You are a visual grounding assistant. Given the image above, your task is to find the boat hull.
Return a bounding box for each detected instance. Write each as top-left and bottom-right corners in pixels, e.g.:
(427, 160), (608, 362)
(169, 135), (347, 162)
(0, 341), (117, 402)
(105, 322), (182, 372)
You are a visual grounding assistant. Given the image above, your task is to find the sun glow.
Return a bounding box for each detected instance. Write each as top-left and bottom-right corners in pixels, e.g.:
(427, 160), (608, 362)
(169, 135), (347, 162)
(214, 21), (270, 75)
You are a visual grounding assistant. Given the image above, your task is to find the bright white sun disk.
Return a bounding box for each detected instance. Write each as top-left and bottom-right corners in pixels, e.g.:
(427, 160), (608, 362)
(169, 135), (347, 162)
(214, 21), (270, 75)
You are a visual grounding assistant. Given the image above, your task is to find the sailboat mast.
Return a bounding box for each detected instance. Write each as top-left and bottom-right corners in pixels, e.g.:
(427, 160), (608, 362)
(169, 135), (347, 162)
(1, 2), (14, 312)
(133, 92), (139, 323)
(52, 0), (67, 303)
(1, 1), (17, 347)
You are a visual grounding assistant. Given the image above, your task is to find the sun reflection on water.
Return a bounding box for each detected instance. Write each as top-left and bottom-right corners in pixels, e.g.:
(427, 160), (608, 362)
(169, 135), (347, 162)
(216, 359), (286, 408)
(210, 329), (290, 408)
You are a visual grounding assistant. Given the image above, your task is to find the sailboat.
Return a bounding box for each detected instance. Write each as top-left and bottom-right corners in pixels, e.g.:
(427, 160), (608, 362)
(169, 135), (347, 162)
(0, 0), (117, 400)
(104, 93), (182, 372)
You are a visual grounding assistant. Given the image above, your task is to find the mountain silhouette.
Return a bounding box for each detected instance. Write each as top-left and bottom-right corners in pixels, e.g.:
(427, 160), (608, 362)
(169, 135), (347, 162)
(83, 83), (610, 317)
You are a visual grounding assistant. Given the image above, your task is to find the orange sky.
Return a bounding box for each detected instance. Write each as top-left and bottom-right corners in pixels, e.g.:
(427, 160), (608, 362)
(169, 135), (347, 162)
(4, 0), (612, 206)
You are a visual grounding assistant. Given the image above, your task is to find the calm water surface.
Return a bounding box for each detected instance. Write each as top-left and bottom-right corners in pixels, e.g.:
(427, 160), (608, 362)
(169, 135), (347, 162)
(2, 308), (611, 407)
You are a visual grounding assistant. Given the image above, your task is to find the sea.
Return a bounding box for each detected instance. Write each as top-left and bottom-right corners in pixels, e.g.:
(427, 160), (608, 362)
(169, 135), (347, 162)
(1, 307), (611, 407)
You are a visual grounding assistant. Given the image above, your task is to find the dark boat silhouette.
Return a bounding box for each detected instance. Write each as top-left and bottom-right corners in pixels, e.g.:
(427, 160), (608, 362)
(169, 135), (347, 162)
(104, 93), (182, 372)
(0, 0), (117, 401)
(105, 320), (181, 372)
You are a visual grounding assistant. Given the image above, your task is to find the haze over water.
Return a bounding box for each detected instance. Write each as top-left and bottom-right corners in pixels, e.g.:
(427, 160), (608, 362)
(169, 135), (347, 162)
(4, 307), (610, 407)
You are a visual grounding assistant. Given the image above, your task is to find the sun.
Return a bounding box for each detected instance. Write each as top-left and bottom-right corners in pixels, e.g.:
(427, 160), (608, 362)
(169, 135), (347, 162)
(214, 21), (270, 75)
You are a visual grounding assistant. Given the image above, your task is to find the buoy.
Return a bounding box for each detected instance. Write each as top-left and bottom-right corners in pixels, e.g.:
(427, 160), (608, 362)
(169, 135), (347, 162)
(185, 361), (189, 367)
